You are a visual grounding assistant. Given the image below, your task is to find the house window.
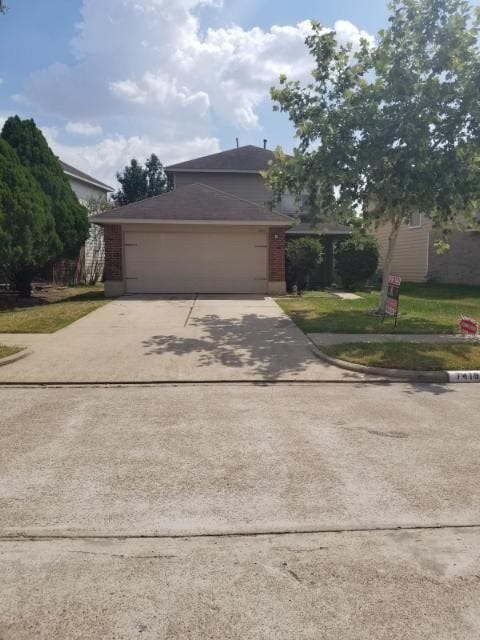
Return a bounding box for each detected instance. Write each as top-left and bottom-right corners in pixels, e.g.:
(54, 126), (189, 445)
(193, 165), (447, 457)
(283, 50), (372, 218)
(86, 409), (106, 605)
(408, 212), (422, 228)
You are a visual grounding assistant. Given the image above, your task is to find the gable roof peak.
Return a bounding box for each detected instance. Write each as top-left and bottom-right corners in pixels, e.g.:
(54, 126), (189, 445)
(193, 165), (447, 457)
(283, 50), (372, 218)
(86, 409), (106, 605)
(165, 144), (276, 173)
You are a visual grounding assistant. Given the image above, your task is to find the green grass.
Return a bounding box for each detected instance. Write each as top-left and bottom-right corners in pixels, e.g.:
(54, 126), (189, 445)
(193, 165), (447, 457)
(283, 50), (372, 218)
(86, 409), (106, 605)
(277, 282), (480, 334)
(0, 285), (108, 333)
(0, 344), (23, 359)
(323, 341), (480, 371)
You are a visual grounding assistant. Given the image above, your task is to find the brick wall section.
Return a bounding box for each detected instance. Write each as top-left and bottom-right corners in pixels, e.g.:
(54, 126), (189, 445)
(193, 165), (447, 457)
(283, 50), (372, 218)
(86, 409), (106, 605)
(268, 227), (287, 282)
(104, 224), (123, 281)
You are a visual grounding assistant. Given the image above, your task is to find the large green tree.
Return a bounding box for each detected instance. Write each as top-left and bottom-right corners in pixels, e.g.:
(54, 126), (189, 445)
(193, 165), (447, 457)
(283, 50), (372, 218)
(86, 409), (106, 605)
(0, 139), (61, 295)
(267, 0), (480, 312)
(1, 116), (89, 260)
(114, 153), (170, 205)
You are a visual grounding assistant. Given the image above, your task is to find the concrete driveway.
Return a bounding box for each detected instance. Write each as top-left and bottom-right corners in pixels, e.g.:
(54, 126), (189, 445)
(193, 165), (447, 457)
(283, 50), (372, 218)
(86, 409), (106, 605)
(0, 295), (361, 382)
(1, 383), (480, 638)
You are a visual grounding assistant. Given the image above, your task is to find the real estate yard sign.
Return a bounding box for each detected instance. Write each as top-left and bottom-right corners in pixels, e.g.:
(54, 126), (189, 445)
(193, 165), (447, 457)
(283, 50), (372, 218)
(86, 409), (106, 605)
(383, 274), (401, 327)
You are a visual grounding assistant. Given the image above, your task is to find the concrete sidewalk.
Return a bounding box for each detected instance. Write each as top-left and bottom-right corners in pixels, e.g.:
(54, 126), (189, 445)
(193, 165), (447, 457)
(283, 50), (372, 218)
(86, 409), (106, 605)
(309, 332), (473, 346)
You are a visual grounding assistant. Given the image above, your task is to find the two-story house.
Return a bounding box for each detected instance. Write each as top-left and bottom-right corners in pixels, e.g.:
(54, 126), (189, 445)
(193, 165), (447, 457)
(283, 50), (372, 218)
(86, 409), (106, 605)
(95, 145), (349, 296)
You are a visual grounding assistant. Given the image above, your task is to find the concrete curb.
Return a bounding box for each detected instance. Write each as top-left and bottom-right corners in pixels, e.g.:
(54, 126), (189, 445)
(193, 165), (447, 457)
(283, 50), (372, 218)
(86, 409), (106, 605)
(0, 349), (32, 368)
(310, 345), (450, 383)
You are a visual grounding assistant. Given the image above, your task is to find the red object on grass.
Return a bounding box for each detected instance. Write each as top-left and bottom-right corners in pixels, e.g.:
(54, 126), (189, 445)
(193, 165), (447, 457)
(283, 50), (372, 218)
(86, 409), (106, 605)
(459, 316), (478, 335)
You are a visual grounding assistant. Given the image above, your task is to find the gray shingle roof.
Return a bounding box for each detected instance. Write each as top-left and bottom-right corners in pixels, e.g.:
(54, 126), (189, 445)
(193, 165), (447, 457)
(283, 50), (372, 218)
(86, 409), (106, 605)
(165, 145), (276, 173)
(93, 183), (292, 224)
(60, 160), (114, 192)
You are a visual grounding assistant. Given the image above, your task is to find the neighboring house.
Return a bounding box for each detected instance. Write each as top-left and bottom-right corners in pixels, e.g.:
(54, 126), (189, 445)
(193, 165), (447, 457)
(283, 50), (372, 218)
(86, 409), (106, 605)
(61, 161), (114, 203)
(376, 214), (480, 285)
(94, 145), (349, 296)
(54, 161), (114, 284)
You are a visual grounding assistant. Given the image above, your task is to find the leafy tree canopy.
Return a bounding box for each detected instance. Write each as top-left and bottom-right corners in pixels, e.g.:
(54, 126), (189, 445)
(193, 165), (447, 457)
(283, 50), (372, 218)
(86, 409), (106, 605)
(114, 154), (170, 205)
(0, 138), (61, 295)
(1, 116), (89, 259)
(267, 0), (480, 310)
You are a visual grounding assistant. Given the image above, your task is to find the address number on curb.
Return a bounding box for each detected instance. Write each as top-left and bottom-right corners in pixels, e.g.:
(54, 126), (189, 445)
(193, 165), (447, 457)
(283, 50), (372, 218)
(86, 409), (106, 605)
(448, 371), (480, 383)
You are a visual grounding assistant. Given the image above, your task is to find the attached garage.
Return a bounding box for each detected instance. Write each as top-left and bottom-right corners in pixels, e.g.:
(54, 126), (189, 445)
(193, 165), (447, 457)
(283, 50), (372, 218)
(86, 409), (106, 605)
(123, 226), (268, 294)
(94, 183), (291, 296)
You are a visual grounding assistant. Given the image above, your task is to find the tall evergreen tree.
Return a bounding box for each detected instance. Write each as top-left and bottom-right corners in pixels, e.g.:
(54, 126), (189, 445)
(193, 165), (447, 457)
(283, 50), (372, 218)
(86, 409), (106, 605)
(114, 158), (148, 205)
(0, 139), (61, 296)
(114, 154), (170, 205)
(145, 154), (168, 198)
(1, 116), (89, 260)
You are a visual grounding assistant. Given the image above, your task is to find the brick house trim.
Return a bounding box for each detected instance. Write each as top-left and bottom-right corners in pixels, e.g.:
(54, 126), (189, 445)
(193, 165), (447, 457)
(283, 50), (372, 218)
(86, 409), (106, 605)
(268, 227), (287, 282)
(104, 224), (123, 282)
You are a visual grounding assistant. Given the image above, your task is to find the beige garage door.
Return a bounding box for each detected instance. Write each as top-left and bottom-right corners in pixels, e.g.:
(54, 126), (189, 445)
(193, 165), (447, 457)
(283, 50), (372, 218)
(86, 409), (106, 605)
(124, 228), (268, 294)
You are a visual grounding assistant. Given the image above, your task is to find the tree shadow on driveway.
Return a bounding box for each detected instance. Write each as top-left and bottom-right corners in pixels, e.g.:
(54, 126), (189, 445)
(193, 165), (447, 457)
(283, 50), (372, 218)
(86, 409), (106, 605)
(142, 312), (355, 380)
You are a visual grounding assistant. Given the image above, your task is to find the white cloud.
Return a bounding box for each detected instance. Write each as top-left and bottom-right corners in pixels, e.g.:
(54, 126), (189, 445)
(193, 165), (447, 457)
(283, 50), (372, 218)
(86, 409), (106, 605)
(65, 121), (103, 135)
(0, 78), (4, 86)
(19, 0), (373, 182)
(42, 126), (220, 187)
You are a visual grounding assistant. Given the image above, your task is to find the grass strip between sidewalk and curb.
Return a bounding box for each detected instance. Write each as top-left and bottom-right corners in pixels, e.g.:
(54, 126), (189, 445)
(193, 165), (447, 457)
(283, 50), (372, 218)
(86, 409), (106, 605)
(322, 341), (480, 371)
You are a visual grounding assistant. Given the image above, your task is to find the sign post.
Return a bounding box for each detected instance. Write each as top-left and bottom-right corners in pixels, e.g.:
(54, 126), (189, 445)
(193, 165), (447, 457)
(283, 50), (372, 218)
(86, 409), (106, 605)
(383, 274), (402, 328)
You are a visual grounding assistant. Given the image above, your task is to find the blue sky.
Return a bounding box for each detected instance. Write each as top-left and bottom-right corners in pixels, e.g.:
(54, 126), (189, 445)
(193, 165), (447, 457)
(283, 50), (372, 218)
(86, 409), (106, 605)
(0, 0), (463, 185)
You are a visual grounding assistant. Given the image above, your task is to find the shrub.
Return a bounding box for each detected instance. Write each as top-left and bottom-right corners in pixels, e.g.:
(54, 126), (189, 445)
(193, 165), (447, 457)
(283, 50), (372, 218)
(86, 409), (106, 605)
(286, 237), (324, 290)
(335, 235), (379, 290)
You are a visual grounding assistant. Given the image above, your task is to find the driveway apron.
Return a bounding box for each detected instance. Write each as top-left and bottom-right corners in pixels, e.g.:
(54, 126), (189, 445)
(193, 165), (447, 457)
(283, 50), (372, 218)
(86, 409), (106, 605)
(0, 295), (363, 382)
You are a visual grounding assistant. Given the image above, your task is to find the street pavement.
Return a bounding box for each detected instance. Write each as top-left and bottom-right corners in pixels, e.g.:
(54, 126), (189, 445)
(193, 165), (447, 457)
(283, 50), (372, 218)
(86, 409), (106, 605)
(1, 382), (479, 638)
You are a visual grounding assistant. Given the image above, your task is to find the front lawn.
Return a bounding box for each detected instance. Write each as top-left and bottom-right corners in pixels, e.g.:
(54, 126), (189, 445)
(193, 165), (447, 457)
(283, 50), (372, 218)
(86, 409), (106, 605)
(277, 282), (480, 334)
(0, 344), (23, 359)
(323, 341), (480, 371)
(0, 285), (108, 333)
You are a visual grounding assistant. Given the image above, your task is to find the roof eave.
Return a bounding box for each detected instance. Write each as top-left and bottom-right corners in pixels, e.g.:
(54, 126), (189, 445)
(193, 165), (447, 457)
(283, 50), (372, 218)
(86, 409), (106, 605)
(92, 217), (292, 227)
(165, 168), (264, 174)
(64, 170), (114, 192)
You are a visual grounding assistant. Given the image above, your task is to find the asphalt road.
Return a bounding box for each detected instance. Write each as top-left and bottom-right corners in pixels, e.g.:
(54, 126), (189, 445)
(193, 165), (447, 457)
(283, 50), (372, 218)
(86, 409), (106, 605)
(1, 382), (479, 638)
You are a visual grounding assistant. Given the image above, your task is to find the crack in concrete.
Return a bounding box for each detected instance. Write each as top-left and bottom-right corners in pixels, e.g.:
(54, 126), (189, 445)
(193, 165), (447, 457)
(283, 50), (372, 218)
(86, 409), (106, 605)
(183, 294), (198, 328)
(2, 523), (480, 542)
(68, 551), (178, 559)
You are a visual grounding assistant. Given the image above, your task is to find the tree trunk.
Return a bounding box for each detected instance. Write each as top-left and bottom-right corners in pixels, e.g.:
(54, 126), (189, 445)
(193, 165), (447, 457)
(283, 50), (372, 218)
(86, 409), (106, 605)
(376, 215), (401, 314)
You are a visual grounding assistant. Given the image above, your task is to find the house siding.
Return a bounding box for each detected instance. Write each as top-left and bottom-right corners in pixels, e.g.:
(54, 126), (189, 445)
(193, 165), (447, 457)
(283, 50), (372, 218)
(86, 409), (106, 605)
(375, 219), (432, 282)
(428, 229), (480, 285)
(68, 176), (110, 204)
(174, 172), (272, 207)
